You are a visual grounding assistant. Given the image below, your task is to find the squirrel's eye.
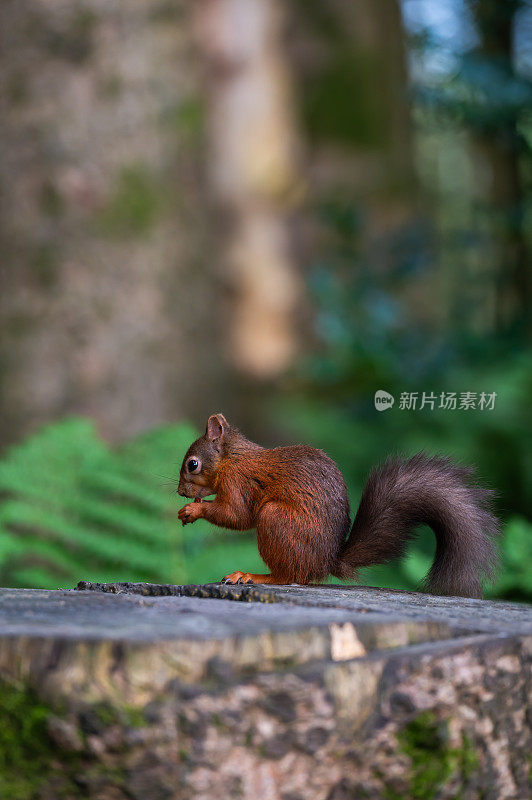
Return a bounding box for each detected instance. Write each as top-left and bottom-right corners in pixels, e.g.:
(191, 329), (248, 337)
(187, 457), (201, 474)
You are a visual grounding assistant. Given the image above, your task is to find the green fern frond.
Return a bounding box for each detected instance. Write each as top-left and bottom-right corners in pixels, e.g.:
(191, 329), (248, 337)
(0, 417), (263, 589)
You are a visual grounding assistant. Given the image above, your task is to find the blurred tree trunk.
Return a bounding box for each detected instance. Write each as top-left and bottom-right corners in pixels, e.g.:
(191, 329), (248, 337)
(0, 0), (230, 448)
(469, 0), (531, 336)
(286, 0), (416, 225)
(194, 0), (303, 386)
(283, 0), (422, 334)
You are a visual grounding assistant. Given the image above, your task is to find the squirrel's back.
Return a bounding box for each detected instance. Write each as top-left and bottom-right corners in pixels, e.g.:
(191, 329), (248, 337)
(247, 445), (349, 507)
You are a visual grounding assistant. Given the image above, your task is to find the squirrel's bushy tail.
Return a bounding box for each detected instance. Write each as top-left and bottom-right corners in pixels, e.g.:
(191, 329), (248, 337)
(333, 453), (500, 598)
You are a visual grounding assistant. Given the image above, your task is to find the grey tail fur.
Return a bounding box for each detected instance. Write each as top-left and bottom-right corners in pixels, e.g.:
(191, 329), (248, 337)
(333, 452), (500, 598)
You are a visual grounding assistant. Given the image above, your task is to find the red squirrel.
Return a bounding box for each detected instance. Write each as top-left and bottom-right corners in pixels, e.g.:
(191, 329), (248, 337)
(177, 413), (499, 598)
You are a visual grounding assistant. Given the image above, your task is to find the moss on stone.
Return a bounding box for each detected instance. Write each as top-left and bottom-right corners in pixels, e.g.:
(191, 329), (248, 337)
(393, 711), (479, 800)
(92, 701), (118, 728)
(0, 679), (137, 799)
(87, 701), (146, 731)
(244, 730), (253, 748)
(122, 705), (147, 729)
(0, 678), (72, 799)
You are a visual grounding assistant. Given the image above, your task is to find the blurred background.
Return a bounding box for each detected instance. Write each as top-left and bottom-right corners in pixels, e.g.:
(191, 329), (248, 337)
(0, 0), (530, 599)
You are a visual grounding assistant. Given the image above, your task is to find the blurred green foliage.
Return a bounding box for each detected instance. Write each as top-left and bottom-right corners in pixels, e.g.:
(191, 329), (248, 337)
(276, 383), (531, 602)
(303, 49), (386, 147)
(282, 191), (531, 601)
(287, 0), (532, 603)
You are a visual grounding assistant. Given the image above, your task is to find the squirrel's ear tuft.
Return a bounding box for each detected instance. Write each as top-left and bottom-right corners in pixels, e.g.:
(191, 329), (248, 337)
(206, 413), (227, 445)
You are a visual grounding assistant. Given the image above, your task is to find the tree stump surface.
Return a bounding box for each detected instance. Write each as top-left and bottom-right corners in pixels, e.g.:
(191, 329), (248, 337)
(0, 583), (530, 800)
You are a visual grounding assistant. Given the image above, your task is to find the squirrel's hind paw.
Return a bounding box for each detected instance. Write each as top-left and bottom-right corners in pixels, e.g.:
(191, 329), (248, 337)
(220, 571), (254, 585)
(220, 572), (279, 585)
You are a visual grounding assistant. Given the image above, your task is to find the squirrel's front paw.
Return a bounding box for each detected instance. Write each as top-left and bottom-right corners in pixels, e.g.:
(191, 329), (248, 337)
(178, 502), (203, 525)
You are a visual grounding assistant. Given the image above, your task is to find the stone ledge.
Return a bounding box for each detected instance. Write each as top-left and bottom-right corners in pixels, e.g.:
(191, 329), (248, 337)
(0, 584), (529, 800)
(76, 579), (532, 634)
(76, 579), (282, 603)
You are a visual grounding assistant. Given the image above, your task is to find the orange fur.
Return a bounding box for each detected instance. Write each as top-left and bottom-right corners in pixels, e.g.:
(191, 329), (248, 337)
(178, 414), (349, 584)
(177, 414), (499, 596)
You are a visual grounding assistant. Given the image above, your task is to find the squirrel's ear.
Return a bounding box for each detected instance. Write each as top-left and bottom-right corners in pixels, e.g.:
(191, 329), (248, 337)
(206, 413), (227, 447)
